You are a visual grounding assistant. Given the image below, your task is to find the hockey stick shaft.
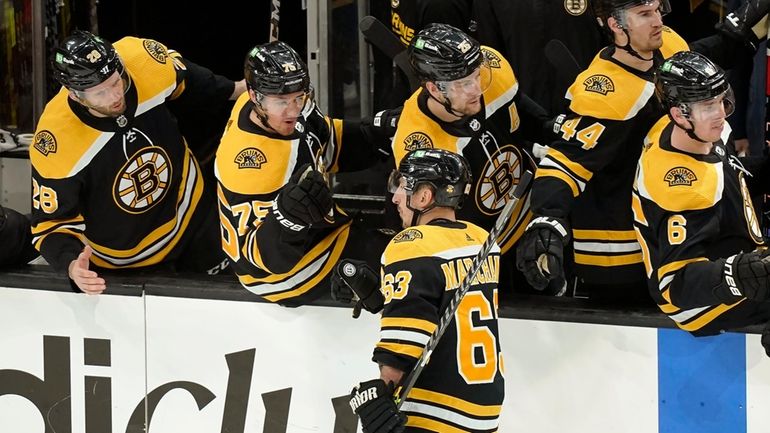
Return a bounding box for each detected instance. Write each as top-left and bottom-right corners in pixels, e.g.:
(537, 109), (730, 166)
(544, 39), (582, 89)
(269, 0), (280, 42)
(359, 15), (420, 92)
(396, 170), (533, 409)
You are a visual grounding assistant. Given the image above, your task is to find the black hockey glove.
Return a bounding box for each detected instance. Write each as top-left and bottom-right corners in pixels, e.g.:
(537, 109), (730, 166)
(761, 321), (770, 358)
(714, 250), (770, 303)
(350, 379), (406, 433)
(274, 163), (333, 230)
(717, 0), (770, 51)
(516, 216), (570, 293)
(331, 259), (384, 318)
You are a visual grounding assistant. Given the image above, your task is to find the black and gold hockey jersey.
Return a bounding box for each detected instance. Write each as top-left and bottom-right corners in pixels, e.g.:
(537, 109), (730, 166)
(373, 219), (503, 432)
(633, 117), (763, 332)
(30, 37), (233, 272)
(216, 93), (387, 304)
(391, 46), (541, 256)
(532, 27), (689, 287)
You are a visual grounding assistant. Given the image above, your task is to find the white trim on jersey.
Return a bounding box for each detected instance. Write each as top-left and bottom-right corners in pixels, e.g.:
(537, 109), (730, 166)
(380, 329), (430, 346)
(400, 401), (499, 431)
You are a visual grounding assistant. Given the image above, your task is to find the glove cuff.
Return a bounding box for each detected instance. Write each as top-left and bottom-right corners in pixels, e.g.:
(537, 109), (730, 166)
(271, 199), (307, 232)
(525, 215), (571, 243)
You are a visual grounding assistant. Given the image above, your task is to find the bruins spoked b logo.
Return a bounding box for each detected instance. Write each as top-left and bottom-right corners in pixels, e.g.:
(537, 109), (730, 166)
(476, 145), (526, 215)
(113, 147), (172, 214)
(564, 0), (587, 16)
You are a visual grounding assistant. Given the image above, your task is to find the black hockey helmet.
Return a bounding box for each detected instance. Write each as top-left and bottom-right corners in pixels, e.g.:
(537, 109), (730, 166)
(389, 149), (472, 209)
(52, 30), (124, 91)
(244, 41), (310, 96)
(408, 23), (482, 83)
(654, 51), (731, 111)
(591, 0), (671, 30)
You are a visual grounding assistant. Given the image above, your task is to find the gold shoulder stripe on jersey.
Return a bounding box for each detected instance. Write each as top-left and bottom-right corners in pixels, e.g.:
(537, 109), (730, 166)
(564, 0), (588, 16)
(664, 167), (697, 187)
(393, 228), (423, 243)
(234, 147), (268, 169)
(482, 48), (502, 68)
(583, 74), (615, 95)
(33, 130), (57, 156)
(404, 132), (434, 151)
(143, 39), (168, 64)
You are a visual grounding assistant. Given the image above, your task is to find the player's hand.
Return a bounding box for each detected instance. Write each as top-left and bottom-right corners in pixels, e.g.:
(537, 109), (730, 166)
(350, 379), (406, 433)
(274, 163), (332, 229)
(516, 216), (570, 292)
(331, 259), (384, 318)
(68, 245), (106, 295)
(717, 249), (770, 302)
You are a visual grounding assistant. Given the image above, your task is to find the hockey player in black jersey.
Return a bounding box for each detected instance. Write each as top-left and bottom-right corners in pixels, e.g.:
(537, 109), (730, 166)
(384, 23), (552, 295)
(349, 149), (504, 433)
(31, 31), (244, 294)
(633, 51), (770, 352)
(518, 0), (770, 304)
(216, 41), (392, 306)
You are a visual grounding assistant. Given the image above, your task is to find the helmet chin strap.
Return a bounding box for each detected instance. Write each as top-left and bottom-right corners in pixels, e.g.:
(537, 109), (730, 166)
(405, 194), (436, 227)
(616, 28), (654, 62)
(669, 113), (709, 143)
(426, 85), (466, 119)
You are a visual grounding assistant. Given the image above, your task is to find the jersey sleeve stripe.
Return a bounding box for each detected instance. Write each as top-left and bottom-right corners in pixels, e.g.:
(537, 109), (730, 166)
(534, 168), (579, 197)
(380, 329), (431, 346)
(406, 388), (502, 417)
(673, 301), (744, 331)
(31, 216), (86, 236)
(375, 341), (424, 359)
(573, 240), (641, 253)
(400, 401), (499, 431)
(33, 227), (86, 250)
(542, 147), (593, 182)
(573, 229), (638, 241)
(381, 317), (437, 334)
(573, 252), (642, 267)
(656, 257), (708, 282)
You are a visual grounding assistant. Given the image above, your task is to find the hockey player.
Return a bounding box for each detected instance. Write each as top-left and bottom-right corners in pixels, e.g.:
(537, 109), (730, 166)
(386, 23), (551, 294)
(349, 149), (504, 433)
(633, 51), (770, 351)
(216, 41), (392, 306)
(517, 0), (770, 303)
(31, 31), (243, 294)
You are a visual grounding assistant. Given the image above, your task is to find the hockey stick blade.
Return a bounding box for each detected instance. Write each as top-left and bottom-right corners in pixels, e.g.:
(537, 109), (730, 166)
(395, 170), (533, 409)
(359, 15), (420, 92)
(545, 39), (582, 87)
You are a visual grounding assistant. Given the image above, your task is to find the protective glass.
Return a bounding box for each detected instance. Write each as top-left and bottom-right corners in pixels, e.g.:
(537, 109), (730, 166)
(74, 68), (131, 105)
(436, 61), (493, 100)
(620, 0), (671, 26)
(260, 92), (311, 115)
(686, 87), (735, 122)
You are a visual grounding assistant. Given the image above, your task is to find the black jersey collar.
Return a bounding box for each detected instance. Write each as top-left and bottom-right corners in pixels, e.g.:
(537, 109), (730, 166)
(68, 77), (139, 132)
(599, 45), (665, 82)
(417, 89), (486, 138)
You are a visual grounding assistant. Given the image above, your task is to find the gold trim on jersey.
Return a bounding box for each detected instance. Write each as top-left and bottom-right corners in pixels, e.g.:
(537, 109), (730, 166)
(381, 317), (438, 334)
(32, 219), (87, 251)
(376, 341), (424, 359)
(572, 229), (642, 267)
(382, 223), (492, 266)
(535, 168), (580, 197)
(326, 117), (343, 173)
(406, 388), (501, 417)
(236, 223), (351, 302)
(633, 226), (653, 278)
(541, 147), (593, 185)
(657, 257), (707, 285)
(668, 300), (744, 332)
(88, 151), (202, 268)
(638, 119), (723, 212)
(631, 191), (648, 227)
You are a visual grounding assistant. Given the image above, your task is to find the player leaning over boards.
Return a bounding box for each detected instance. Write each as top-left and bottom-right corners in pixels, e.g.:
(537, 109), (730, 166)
(634, 51), (770, 354)
(349, 149), (504, 433)
(517, 0), (770, 304)
(215, 41), (393, 306)
(31, 31), (244, 294)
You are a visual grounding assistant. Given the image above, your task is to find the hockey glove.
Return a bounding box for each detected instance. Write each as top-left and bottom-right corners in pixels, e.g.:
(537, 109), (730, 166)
(350, 379), (406, 433)
(331, 259), (384, 318)
(715, 249), (770, 303)
(761, 321), (770, 358)
(717, 0), (770, 51)
(516, 216), (570, 292)
(274, 163), (333, 230)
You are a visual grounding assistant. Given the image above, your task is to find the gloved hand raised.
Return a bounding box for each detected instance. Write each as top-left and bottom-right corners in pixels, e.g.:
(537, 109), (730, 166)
(516, 216), (570, 292)
(718, 0), (770, 50)
(349, 379), (406, 433)
(273, 163), (333, 230)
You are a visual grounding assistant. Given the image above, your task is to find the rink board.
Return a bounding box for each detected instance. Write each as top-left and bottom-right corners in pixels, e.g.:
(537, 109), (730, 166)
(0, 286), (768, 433)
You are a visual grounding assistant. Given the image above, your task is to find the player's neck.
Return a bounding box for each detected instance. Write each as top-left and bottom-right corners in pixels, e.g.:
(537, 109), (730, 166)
(417, 207), (456, 225)
(612, 44), (654, 72)
(671, 125), (712, 155)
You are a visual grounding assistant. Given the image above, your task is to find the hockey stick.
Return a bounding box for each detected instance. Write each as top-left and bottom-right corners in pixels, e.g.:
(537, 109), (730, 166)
(358, 15), (420, 92)
(269, 0), (280, 42)
(544, 39), (582, 89)
(395, 170), (533, 409)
